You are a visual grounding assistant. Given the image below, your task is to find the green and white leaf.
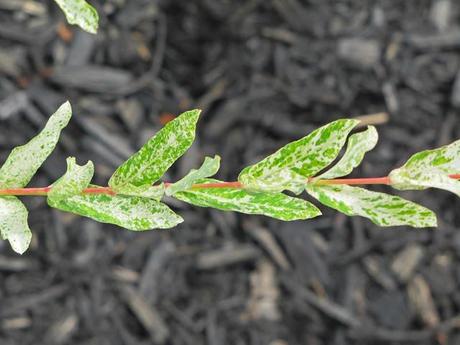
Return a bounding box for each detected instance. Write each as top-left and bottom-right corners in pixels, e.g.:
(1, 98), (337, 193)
(53, 0), (99, 34)
(174, 179), (321, 221)
(238, 119), (360, 193)
(390, 169), (460, 197)
(48, 157), (94, 201)
(109, 109), (201, 190)
(0, 101), (72, 188)
(0, 197), (31, 254)
(318, 125), (378, 180)
(306, 184), (437, 228)
(115, 184), (165, 201)
(166, 155), (220, 196)
(392, 139), (460, 174)
(48, 191), (182, 231)
(389, 139), (460, 196)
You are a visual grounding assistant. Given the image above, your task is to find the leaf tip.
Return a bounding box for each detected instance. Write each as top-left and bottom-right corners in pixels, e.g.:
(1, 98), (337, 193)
(61, 100), (72, 113)
(176, 214), (185, 224)
(8, 231), (32, 255)
(55, 101), (73, 124)
(186, 109), (202, 124)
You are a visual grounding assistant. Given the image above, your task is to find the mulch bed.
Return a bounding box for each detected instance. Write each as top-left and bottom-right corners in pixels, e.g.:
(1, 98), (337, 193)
(1, 0), (460, 344)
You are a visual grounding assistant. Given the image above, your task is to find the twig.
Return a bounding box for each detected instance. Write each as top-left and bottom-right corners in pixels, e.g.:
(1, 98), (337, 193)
(354, 112), (390, 127)
(1, 174), (460, 197)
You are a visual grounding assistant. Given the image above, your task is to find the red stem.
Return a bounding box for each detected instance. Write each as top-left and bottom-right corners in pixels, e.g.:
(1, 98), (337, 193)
(314, 176), (391, 185)
(83, 187), (117, 195)
(191, 181), (243, 189)
(1, 174), (459, 197)
(0, 186), (52, 196)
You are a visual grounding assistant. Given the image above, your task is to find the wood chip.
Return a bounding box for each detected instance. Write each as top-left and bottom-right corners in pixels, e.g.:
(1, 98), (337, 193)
(391, 244), (424, 282)
(2, 317), (31, 330)
(408, 275), (440, 328)
(120, 285), (169, 344)
(363, 255), (397, 290)
(243, 220), (291, 270)
(338, 38), (381, 68)
(45, 314), (78, 344)
(354, 112), (390, 127)
(430, 0), (451, 32)
(196, 243), (261, 270)
(242, 260), (280, 321)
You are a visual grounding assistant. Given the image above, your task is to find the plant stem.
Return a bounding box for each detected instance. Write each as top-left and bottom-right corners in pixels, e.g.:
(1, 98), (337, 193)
(191, 181), (243, 189)
(314, 176), (391, 185)
(1, 174), (460, 197)
(0, 187), (51, 196)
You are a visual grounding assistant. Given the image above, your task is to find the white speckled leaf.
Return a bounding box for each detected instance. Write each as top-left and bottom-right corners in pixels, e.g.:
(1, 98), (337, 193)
(392, 139), (460, 174)
(318, 126), (378, 179)
(389, 139), (460, 196)
(0, 196), (31, 254)
(166, 155), (220, 196)
(306, 184), (437, 228)
(48, 190), (182, 231)
(174, 179), (321, 221)
(0, 101), (72, 188)
(238, 119), (360, 193)
(48, 157), (94, 201)
(53, 0), (99, 34)
(115, 184), (165, 200)
(109, 110), (201, 190)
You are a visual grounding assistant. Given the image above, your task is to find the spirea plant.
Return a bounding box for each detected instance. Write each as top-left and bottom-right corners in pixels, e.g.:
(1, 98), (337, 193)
(1, 102), (460, 254)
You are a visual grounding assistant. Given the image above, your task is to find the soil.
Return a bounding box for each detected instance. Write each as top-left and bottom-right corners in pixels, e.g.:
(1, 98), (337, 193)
(1, 0), (460, 344)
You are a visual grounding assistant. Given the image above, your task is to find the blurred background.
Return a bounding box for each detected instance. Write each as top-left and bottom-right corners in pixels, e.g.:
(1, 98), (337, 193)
(1, 0), (460, 344)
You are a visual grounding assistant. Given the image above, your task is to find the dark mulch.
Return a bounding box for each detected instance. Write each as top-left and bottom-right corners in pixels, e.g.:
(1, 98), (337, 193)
(1, 0), (460, 344)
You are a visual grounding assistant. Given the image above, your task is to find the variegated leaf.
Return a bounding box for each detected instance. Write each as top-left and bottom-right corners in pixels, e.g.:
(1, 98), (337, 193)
(238, 119), (360, 193)
(0, 101), (72, 188)
(318, 125), (378, 179)
(53, 0), (99, 34)
(166, 155), (220, 195)
(306, 184), (437, 227)
(109, 110), (201, 190)
(0, 196), (31, 254)
(48, 191), (182, 231)
(48, 157), (94, 201)
(392, 139), (460, 174)
(390, 169), (460, 197)
(174, 179), (321, 221)
(389, 139), (460, 196)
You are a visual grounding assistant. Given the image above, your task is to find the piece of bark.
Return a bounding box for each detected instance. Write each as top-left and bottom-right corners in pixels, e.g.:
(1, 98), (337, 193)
(196, 243), (260, 270)
(391, 244), (424, 282)
(338, 38), (380, 68)
(242, 260), (280, 321)
(120, 285), (169, 344)
(408, 274), (440, 328)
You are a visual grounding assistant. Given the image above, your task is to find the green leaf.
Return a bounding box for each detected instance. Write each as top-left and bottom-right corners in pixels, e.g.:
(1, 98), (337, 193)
(318, 126), (378, 179)
(389, 140), (460, 196)
(174, 179), (321, 221)
(53, 0), (99, 34)
(238, 119), (360, 193)
(306, 184), (437, 228)
(166, 155), (220, 196)
(109, 109), (201, 190)
(48, 191), (183, 231)
(0, 196), (31, 254)
(48, 157), (94, 201)
(115, 184), (165, 201)
(0, 101), (72, 188)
